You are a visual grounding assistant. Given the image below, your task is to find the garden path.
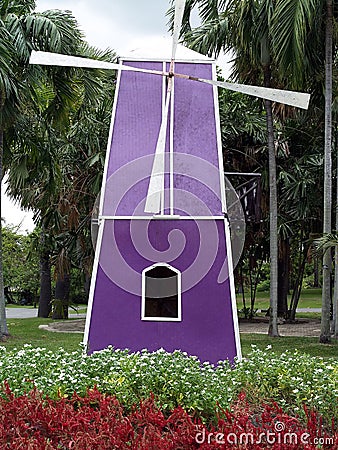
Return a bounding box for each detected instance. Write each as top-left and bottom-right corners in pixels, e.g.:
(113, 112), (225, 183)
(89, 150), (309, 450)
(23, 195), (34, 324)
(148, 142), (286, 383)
(39, 317), (324, 337)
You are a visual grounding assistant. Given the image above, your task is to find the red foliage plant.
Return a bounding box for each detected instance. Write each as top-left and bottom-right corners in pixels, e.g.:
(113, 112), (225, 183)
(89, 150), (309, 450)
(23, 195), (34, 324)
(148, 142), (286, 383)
(0, 384), (336, 449)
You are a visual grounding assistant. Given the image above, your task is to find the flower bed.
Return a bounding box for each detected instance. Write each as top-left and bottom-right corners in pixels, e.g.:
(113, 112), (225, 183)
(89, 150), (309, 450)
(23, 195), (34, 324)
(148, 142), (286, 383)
(0, 386), (336, 449)
(0, 344), (336, 447)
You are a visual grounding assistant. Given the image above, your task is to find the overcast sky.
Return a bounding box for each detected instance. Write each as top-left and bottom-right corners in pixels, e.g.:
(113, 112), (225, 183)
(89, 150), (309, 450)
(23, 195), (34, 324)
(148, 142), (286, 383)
(36, 0), (172, 53)
(3, 1), (230, 233)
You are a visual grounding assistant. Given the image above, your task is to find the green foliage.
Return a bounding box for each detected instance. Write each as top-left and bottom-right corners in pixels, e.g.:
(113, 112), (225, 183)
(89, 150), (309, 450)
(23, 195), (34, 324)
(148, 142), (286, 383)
(218, 87), (267, 146)
(238, 288), (323, 310)
(5, 41), (116, 311)
(2, 226), (39, 298)
(270, 0), (326, 88)
(69, 268), (88, 304)
(0, 345), (336, 425)
(257, 278), (270, 292)
(313, 232), (338, 255)
(237, 306), (258, 319)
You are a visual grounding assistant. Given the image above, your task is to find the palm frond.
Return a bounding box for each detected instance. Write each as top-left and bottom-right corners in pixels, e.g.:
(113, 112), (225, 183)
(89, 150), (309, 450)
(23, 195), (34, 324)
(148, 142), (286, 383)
(313, 233), (338, 255)
(6, 1), (36, 16)
(27, 10), (83, 53)
(0, 21), (18, 100)
(271, 0), (325, 88)
(5, 13), (29, 60)
(185, 15), (229, 57)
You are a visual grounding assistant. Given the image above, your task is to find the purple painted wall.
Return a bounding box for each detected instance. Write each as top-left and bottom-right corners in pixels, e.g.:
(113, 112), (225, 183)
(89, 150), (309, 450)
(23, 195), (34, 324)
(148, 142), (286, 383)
(102, 61), (222, 217)
(173, 63), (222, 216)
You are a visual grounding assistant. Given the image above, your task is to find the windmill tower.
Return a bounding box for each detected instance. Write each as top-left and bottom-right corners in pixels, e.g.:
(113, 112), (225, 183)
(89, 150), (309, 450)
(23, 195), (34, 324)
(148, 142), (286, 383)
(30, 0), (309, 364)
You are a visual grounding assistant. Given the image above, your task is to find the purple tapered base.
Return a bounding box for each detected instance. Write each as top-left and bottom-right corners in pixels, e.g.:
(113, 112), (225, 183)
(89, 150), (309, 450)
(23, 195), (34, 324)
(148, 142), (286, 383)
(86, 219), (239, 364)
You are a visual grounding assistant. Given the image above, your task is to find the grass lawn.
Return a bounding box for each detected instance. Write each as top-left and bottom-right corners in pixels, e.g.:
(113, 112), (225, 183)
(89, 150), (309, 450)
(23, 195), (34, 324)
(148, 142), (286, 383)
(6, 304), (37, 309)
(6, 304), (88, 314)
(1, 317), (337, 359)
(3, 318), (83, 353)
(240, 333), (338, 358)
(237, 288), (323, 310)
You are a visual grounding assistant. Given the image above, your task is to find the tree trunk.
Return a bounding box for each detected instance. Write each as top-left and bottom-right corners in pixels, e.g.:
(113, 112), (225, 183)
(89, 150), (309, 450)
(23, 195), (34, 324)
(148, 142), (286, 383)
(38, 248), (52, 318)
(333, 245), (338, 337)
(249, 255), (263, 318)
(52, 273), (70, 320)
(278, 238), (289, 317)
(288, 238), (308, 322)
(313, 257), (320, 288)
(0, 129), (9, 338)
(333, 109), (338, 338)
(263, 66), (279, 337)
(320, 0), (333, 344)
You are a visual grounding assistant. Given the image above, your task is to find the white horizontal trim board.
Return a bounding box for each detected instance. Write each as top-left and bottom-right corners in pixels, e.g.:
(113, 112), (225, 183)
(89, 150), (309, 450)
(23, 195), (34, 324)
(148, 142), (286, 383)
(119, 57), (214, 63)
(224, 172), (261, 177)
(99, 215), (226, 220)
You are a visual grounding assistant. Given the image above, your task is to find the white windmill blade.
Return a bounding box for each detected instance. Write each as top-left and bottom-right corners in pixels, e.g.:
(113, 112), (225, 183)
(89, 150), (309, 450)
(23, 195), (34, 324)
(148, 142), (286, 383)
(29, 51), (168, 77)
(144, 83), (172, 214)
(171, 0), (186, 61)
(198, 78), (310, 110)
(144, 0), (186, 214)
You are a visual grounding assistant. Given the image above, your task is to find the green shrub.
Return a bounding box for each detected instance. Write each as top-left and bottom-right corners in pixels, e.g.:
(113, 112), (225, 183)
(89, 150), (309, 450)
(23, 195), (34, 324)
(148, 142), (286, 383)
(0, 345), (336, 425)
(257, 279), (270, 292)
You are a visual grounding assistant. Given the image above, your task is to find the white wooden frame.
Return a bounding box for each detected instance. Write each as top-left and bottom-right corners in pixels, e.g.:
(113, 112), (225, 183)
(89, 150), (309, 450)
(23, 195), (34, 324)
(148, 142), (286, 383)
(212, 63), (242, 360)
(141, 262), (182, 322)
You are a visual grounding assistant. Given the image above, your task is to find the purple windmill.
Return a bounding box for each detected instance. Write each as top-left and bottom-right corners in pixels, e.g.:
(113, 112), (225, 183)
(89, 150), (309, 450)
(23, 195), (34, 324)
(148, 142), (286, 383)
(30, 0), (310, 364)
(85, 44), (243, 364)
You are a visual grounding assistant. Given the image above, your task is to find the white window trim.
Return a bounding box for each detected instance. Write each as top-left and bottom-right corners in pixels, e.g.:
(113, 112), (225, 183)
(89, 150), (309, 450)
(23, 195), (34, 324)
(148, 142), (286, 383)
(141, 262), (182, 322)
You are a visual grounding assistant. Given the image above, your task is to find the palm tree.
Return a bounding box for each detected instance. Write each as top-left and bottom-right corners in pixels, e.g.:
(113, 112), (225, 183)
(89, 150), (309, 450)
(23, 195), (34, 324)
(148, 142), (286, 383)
(270, 0), (335, 342)
(320, 0), (334, 343)
(6, 42), (116, 318)
(0, 1), (83, 334)
(168, 0), (282, 335)
(278, 143), (323, 322)
(0, 8), (19, 337)
(49, 52), (115, 319)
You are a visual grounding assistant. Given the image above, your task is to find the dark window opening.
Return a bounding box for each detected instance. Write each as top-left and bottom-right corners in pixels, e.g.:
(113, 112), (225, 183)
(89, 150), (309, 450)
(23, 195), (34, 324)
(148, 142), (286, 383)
(144, 265), (179, 319)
